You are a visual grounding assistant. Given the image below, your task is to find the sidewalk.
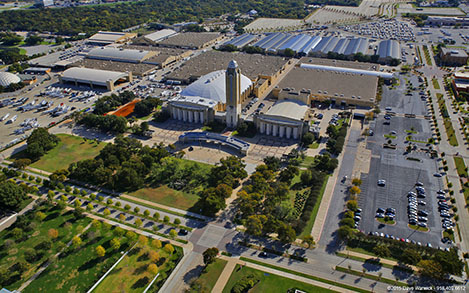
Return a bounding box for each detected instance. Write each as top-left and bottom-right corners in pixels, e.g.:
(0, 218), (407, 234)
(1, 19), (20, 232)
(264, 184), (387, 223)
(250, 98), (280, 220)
(311, 118), (356, 241)
(340, 249), (418, 272)
(217, 255), (354, 293)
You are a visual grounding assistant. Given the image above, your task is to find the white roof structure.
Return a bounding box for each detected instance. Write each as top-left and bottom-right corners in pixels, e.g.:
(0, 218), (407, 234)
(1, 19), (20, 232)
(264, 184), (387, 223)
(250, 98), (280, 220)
(88, 31), (136, 44)
(144, 29), (177, 42)
(87, 47), (154, 63)
(180, 70), (252, 104)
(0, 72), (21, 87)
(61, 67), (128, 86)
(300, 63), (394, 79)
(264, 99), (308, 121)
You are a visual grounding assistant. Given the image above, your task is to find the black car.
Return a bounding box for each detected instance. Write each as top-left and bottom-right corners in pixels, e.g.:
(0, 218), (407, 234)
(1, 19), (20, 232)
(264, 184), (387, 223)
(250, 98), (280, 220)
(179, 229), (188, 236)
(376, 208), (385, 213)
(259, 252), (268, 257)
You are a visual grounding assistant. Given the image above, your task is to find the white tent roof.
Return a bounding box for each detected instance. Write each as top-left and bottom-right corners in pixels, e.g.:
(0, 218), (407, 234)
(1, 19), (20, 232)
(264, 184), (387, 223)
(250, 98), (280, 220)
(62, 67), (128, 86)
(180, 70), (252, 104)
(144, 29), (177, 42)
(0, 72), (21, 87)
(265, 99), (308, 121)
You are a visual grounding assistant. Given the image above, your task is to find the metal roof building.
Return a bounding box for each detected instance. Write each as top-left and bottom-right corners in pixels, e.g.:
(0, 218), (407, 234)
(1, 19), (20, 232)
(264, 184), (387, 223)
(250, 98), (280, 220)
(277, 34), (306, 52)
(343, 38), (368, 55)
(87, 47), (158, 64)
(252, 33), (279, 48)
(87, 31), (137, 45)
(225, 34), (257, 48)
(264, 99), (308, 122)
(0, 72), (21, 87)
(60, 67), (132, 91)
(377, 40), (400, 61)
(299, 36), (322, 55)
(144, 29), (177, 43)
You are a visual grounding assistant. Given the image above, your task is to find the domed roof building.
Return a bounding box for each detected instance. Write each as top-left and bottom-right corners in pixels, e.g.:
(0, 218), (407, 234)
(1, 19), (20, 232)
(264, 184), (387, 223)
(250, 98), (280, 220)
(0, 72), (21, 87)
(180, 69), (252, 104)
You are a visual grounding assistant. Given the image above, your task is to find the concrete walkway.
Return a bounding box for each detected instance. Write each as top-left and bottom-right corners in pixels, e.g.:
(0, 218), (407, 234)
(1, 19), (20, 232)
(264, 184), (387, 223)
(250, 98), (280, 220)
(216, 255), (352, 293)
(211, 258), (237, 292)
(341, 249), (419, 272)
(311, 117), (356, 241)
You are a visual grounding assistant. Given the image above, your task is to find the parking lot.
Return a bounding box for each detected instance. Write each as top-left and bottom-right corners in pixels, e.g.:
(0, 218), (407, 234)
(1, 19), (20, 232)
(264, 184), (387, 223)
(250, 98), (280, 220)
(356, 73), (453, 249)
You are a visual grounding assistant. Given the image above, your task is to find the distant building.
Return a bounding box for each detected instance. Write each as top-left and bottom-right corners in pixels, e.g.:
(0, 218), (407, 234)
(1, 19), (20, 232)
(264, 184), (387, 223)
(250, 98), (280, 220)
(36, 0), (53, 7)
(376, 40), (400, 64)
(426, 16), (469, 26)
(452, 71), (469, 97)
(87, 31), (137, 46)
(59, 67), (133, 91)
(23, 67), (51, 75)
(439, 48), (468, 66)
(156, 32), (223, 50)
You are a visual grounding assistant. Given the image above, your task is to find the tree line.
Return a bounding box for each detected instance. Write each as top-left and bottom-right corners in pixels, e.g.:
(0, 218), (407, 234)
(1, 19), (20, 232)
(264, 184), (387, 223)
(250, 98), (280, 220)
(0, 0), (308, 35)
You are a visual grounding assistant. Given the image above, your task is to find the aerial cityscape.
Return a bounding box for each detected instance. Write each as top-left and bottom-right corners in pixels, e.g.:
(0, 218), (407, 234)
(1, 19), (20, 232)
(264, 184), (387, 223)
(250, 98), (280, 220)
(0, 0), (468, 292)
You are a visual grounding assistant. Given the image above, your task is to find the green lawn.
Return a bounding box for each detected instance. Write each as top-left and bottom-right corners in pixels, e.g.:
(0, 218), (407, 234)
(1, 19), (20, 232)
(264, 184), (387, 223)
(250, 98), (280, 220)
(308, 141), (320, 149)
(24, 225), (133, 293)
(299, 175), (329, 238)
(299, 156), (316, 169)
(130, 185), (200, 211)
(188, 258), (227, 292)
(0, 204), (91, 291)
(454, 156), (468, 178)
(377, 218), (396, 225)
(432, 78), (440, 90)
(21, 134), (106, 172)
(130, 158), (212, 211)
(94, 241), (177, 293)
(222, 265), (335, 293)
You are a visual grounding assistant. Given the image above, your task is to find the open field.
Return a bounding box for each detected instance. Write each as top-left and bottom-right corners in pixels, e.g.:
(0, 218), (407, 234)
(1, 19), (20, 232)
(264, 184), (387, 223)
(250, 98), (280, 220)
(244, 18), (305, 32)
(454, 156), (468, 177)
(24, 224), (133, 293)
(222, 265), (335, 293)
(130, 186), (200, 211)
(188, 258), (227, 292)
(94, 240), (181, 293)
(12, 134), (106, 172)
(398, 4), (465, 16)
(0, 204), (91, 291)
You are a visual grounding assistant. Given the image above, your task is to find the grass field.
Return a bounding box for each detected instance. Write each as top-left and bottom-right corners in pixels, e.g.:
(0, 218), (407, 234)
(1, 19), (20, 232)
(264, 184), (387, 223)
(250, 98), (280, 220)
(19, 134), (106, 172)
(0, 204), (91, 291)
(432, 78), (440, 89)
(188, 258), (227, 292)
(94, 240), (178, 293)
(130, 185), (200, 211)
(130, 158), (212, 211)
(222, 265), (335, 293)
(454, 156), (468, 178)
(24, 225), (133, 293)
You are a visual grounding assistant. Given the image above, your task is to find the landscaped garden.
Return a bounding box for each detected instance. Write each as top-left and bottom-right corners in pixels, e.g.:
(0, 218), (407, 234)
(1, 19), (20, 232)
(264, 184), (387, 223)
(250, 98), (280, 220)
(222, 265), (334, 293)
(93, 236), (182, 293)
(23, 220), (136, 293)
(0, 202), (92, 291)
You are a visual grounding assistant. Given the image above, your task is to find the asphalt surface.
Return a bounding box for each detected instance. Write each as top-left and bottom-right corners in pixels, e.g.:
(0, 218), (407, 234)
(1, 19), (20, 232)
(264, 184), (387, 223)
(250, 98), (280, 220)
(357, 73), (451, 248)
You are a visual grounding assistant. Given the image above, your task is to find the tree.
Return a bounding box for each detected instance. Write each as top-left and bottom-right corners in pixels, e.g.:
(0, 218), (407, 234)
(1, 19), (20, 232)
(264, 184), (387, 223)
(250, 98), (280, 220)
(72, 236), (82, 249)
(92, 219), (101, 229)
(302, 132), (315, 146)
(346, 200), (358, 211)
(277, 222), (296, 243)
(87, 203), (94, 211)
(95, 245), (106, 257)
(138, 235), (148, 246)
(418, 260), (444, 279)
(12, 158), (31, 169)
(351, 178), (362, 186)
(203, 247), (219, 265)
(124, 204), (131, 210)
(169, 229), (177, 238)
(164, 243), (174, 254)
(302, 235), (315, 248)
(110, 238), (121, 250)
(433, 249), (464, 276)
(149, 250), (160, 262)
(174, 218), (181, 225)
(373, 244), (390, 258)
(144, 209), (150, 217)
(119, 213), (126, 221)
(278, 165), (299, 184)
(25, 35), (43, 45)
(349, 186), (361, 195)
(48, 228), (59, 239)
(147, 263), (158, 274)
(401, 249), (421, 265)
(126, 230), (137, 241)
(163, 216), (170, 223)
(134, 206), (140, 214)
(35, 211), (46, 222)
(103, 208), (110, 216)
(337, 226), (353, 240)
(135, 218), (143, 227)
(151, 239), (162, 249)
(25, 128), (59, 160)
(114, 226), (125, 237)
(245, 215), (266, 237)
(0, 181), (27, 210)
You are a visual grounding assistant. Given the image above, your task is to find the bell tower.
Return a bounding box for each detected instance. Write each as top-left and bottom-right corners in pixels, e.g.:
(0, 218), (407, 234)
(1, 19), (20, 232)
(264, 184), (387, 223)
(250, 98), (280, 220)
(225, 60), (241, 128)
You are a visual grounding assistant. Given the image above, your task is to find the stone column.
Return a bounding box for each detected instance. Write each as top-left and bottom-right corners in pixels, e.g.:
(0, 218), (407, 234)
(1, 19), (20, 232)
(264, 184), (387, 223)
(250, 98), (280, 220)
(200, 111), (204, 123)
(286, 127), (292, 139)
(293, 127), (299, 139)
(279, 125), (285, 138)
(272, 124), (278, 136)
(177, 108), (182, 121)
(266, 123), (271, 135)
(259, 121), (265, 134)
(188, 111), (193, 123)
(183, 110), (188, 122)
(194, 111), (199, 123)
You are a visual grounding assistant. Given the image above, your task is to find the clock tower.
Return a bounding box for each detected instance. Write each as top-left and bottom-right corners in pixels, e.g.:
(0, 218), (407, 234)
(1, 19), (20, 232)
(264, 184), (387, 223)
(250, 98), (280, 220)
(225, 60), (241, 128)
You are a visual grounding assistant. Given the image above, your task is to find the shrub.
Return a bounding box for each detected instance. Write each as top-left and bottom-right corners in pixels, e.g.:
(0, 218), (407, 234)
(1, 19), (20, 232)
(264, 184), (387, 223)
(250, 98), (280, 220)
(124, 204), (131, 210)
(134, 207), (140, 214)
(174, 218), (181, 225)
(163, 216), (170, 223)
(107, 198), (113, 205)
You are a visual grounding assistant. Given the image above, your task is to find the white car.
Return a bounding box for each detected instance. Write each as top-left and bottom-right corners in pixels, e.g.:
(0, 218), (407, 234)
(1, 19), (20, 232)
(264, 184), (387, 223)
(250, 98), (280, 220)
(377, 179), (386, 186)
